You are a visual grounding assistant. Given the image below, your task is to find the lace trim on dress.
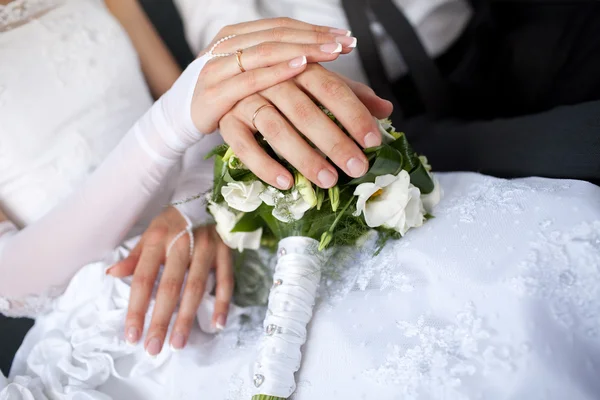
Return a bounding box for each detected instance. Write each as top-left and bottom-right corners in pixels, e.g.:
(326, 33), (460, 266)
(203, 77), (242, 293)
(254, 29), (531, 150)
(0, 0), (61, 31)
(0, 285), (64, 318)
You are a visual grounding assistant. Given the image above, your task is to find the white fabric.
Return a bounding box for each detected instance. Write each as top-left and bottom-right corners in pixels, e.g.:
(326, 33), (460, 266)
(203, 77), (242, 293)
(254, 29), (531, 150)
(173, 0), (472, 82)
(3, 1), (600, 400)
(0, 0), (212, 317)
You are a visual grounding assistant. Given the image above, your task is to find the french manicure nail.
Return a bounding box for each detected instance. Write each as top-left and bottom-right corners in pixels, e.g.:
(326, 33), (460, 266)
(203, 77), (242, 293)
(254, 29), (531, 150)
(215, 314), (227, 331)
(347, 157), (368, 177)
(126, 327), (139, 344)
(276, 175), (291, 189)
(364, 131), (381, 148)
(170, 332), (185, 351)
(320, 43), (343, 54)
(329, 28), (351, 36)
(335, 36), (357, 48)
(146, 337), (162, 357)
(289, 55), (307, 68)
(317, 169), (337, 188)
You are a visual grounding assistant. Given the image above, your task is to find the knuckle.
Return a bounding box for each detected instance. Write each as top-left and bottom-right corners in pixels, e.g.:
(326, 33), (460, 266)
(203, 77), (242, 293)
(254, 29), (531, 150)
(132, 273), (156, 291)
(256, 42), (275, 57)
(126, 311), (145, 325)
(149, 322), (169, 336)
(292, 100), (315, 124)
(316, 32), (332, 44)
(194, 230), (211, 249)
(275, 17), (292, 27)
(175, 315), (195, 331)
(262, 118), (285, 140)
(184, 279), (206, 299)
(270, 27), (287, 42)
(144, 227), (167, 245)
(158, 276), (183, 297)
(218, 277), (235, 293)
(320, 76), (347, 98)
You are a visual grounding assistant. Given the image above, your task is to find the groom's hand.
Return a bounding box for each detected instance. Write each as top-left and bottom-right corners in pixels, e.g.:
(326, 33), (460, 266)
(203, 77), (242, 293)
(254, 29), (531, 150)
(219, 65), (393, 189)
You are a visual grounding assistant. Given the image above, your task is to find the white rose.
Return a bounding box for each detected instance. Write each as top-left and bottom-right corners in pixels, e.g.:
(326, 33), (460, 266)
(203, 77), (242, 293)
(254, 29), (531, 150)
(221, 181), (264, 212)
(259, 186), (312, 223)
(421, 174), (441, 214)
(208, 202), (262, 252)
(353, 170), (425, 235)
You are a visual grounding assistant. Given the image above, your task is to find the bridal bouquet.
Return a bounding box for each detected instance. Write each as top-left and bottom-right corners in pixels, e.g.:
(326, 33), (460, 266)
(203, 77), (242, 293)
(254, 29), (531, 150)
(205, 108), (440, 400)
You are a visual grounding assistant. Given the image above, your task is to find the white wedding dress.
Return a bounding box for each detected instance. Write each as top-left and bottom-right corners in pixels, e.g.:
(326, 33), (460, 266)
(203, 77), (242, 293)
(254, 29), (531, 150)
(2, 1), (600, 399)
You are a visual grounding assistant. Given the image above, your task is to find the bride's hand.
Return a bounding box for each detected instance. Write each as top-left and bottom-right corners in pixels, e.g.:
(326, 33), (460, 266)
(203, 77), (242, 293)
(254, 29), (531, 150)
(107, 207), (232, 355)
(188, 17), (359, 135)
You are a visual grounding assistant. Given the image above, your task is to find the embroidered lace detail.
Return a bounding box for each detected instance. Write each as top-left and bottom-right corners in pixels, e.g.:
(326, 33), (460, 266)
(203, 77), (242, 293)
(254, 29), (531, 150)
(365, 303), (520, 400)
(0, 285), (65, 318)
(509, 220), (600, 338)
(0, 0), (61, 30)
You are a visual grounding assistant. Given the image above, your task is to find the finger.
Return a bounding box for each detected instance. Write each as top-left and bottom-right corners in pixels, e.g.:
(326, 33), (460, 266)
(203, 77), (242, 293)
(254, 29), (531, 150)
(261, 80), (369, 181)
(338, 75), (394, 119)
(204, 56), (308, 125)
(218, 17), (349, 38)
(204, 41), (344, 85)
(170, 230), (214, 350)
(219, 112), (294, 190)
(107, 240), (143, 277)
(212, 238), (234, 330)
(233, 94), (338, 188)
(209, 28), (356, 57)
(124, 231), (165, 346)
(295, 64), (383, 150)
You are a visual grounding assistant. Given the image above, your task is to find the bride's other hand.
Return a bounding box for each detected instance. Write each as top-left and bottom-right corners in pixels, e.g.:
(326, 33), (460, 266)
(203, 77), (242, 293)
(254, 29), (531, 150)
(219, 67), (394, 189)
(189, 17), (357, 135)
(107, 207), (233, 355)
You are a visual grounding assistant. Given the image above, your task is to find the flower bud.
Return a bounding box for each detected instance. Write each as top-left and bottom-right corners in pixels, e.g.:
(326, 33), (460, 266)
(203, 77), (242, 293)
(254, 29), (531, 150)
(318, 231), (333, 251)
(316, 188), (325, 210)
(294, 172), (317, 208)
(228, 155), (246, 170)
(222, 146), (235, 162)
(329, 186), (340, 212)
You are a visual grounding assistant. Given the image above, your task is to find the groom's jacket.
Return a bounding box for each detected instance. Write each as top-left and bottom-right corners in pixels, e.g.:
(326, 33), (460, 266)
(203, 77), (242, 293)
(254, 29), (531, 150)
(342, 0), (600, 185)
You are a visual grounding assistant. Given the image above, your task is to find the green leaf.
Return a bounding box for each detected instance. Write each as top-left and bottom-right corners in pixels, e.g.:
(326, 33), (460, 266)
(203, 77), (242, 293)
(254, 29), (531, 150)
(211, 156), (228, 202)
(231, 212), (263, 233)
(349, 145), (403, 185)
(409, 163), (435, 194)
(229, 168), (258, 182)
(204, 144), (229, 160)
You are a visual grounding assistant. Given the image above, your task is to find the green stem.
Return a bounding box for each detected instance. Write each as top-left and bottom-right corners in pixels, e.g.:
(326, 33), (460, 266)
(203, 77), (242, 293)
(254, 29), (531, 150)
(252, 395), (286, 400)
(328, 196), (355, 233)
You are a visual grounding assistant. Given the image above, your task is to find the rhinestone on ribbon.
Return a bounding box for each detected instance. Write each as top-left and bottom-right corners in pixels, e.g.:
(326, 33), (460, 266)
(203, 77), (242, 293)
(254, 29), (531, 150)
(266, 324), (277, 336)
(278, 248), (287, 257)
(253, 374), (265, 387)
(273, 278), (283, 287)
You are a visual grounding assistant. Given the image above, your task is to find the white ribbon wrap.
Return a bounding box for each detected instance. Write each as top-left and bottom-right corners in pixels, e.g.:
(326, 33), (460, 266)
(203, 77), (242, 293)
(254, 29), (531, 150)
(252, 237), (327, 398)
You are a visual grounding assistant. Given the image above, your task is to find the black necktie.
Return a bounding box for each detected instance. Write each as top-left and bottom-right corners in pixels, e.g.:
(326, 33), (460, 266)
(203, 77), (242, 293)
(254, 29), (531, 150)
(341, 0), (452, 119)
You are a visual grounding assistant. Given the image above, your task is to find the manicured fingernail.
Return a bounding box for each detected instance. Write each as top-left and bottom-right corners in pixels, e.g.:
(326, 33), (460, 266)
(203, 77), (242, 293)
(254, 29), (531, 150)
(215, 314), (227, 331)
(276, 175), (291, 189)
(170, 332), (185, 351)
(347, 157), (368, 177)
(317, 169), (337, 188)
(146, 337), (162, 357)
(126, 327), (139, 344)
(335, 36), (357, 48)
(289, 56), (307, 68)
(364, 131), (381, 148)
(320, 43), (342, 54)
(330, 28), (351, 36)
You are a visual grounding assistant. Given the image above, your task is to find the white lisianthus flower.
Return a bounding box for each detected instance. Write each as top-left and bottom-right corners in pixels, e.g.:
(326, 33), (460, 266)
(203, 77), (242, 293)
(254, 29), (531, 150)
(421, 174), (442, 213)
(221, 181), (265, 212)
(353, 170), (425, 235)
(259, 186), (312, 222)
(208, 201), (262, 252)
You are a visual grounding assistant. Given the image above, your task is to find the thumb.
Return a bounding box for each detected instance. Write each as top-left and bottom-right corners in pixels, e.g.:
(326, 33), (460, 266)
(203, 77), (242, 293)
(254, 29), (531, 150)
(106, 242), (142, 277)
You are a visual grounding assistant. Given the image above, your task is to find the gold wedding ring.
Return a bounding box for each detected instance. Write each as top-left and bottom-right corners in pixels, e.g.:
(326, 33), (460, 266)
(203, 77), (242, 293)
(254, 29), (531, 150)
(252, 104), (276, 131)
(235, 49), (246, 73)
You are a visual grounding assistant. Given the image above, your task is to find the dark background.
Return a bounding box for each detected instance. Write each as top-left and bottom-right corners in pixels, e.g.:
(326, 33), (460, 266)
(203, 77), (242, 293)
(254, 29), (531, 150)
(0, 0), (191, 377)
